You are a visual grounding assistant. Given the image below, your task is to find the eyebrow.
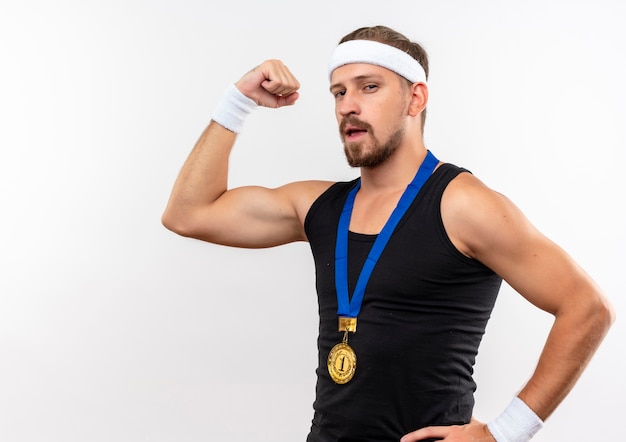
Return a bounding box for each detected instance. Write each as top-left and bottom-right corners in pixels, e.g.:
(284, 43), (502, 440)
(329, 73), (385, 92)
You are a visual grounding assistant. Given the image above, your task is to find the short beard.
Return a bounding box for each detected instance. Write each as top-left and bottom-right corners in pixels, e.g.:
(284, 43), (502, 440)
(342, 118), (405, 168)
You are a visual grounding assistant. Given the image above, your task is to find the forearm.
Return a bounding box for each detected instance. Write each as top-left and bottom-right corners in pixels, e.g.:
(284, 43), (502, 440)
(517, 291), (614, 421)
(162, 121), (236, 234)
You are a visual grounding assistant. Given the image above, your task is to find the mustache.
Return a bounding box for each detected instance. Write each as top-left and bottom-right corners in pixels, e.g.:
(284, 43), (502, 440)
(339, 115), (373, 135)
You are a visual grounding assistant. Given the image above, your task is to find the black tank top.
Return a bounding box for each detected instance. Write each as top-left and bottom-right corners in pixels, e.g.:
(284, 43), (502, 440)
(304, 163), (502, 441)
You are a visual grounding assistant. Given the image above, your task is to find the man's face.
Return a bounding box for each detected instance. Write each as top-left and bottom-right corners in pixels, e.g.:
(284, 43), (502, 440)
(329, 63), (410, 168)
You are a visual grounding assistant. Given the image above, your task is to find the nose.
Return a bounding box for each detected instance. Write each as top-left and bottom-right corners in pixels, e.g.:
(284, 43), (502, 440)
(337, 90), (360, 118)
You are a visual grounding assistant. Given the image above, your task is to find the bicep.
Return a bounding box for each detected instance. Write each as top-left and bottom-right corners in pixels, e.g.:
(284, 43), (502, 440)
(476, 217), (590, 315)
(443, 177), (597, 315)
(177, 181), (331, 248)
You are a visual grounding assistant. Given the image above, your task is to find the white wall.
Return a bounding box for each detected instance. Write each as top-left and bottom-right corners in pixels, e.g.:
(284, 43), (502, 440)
(1, 1), (624, 441)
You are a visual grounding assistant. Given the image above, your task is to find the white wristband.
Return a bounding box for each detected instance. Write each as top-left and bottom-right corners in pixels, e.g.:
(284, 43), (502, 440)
(487, 397), (544, 442)
(211, 83), (258, 134)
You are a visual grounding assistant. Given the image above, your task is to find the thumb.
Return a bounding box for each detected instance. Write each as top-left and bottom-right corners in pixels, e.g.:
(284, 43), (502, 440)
(252, 85), (299, 109)
(274, 90), (300, 108)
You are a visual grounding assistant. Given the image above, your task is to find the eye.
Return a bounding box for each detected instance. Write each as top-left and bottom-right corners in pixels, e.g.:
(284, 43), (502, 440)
(333, 89), (346, 99)
(364, 84), (378, 92)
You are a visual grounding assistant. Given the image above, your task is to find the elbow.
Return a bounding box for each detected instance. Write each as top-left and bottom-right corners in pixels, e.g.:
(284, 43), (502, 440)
(600, 296), (616, 331)
(161, 210), (180, 235)
(161, 209), (195, 238)
(587, 292), (616, 341)
(161, 207), (218, 242)
(556, 287), (616, 345)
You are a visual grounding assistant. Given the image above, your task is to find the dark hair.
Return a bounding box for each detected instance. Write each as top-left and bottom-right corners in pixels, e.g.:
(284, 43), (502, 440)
(339, 25), (429, 130)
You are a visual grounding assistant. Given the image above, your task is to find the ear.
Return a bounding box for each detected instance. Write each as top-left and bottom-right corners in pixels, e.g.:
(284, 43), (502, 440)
(408, 82), (428, 117)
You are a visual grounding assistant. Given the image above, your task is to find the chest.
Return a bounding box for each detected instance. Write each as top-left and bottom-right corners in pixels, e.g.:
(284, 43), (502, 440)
(348, 191), (403, 234)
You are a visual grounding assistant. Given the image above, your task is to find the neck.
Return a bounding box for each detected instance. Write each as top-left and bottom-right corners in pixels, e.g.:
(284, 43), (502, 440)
(359, 141), (429, 194)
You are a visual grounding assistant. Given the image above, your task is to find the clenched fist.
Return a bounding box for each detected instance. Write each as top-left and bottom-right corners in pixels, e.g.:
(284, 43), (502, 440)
(235, 59), (300, 108)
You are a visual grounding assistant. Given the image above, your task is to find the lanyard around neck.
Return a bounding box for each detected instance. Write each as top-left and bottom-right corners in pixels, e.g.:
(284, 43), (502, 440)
(334, 150), (439, 318)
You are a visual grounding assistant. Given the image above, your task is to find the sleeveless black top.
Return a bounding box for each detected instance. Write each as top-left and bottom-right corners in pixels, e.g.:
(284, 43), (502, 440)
(304, 163), (502, 441)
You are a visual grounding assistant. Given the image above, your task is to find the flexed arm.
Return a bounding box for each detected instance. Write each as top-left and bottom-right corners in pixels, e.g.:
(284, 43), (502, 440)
(162, 60), (332, 248)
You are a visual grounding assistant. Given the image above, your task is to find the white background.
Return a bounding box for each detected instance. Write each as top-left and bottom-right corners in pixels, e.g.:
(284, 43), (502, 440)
(1, 1), (624, 441)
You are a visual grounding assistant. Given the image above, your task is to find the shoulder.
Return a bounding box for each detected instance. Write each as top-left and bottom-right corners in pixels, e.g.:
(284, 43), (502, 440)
(280, 180), (336, 223)
(441, 171), (534, 261)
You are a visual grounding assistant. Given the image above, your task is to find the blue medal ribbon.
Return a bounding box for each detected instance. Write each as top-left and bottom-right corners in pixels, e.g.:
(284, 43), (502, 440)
(335, 150), (439, 318)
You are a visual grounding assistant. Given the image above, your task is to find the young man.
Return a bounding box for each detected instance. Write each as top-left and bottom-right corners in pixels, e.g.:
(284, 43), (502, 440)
(162, 26), (614, 441)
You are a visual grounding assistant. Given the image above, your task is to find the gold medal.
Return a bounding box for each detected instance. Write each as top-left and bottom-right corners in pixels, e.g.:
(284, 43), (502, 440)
(327, 329), (357, 384)
(328, 342), (357, 384)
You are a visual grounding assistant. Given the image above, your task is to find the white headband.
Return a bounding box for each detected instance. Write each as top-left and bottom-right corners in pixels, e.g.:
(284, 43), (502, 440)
(328, 39), (427, 84)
